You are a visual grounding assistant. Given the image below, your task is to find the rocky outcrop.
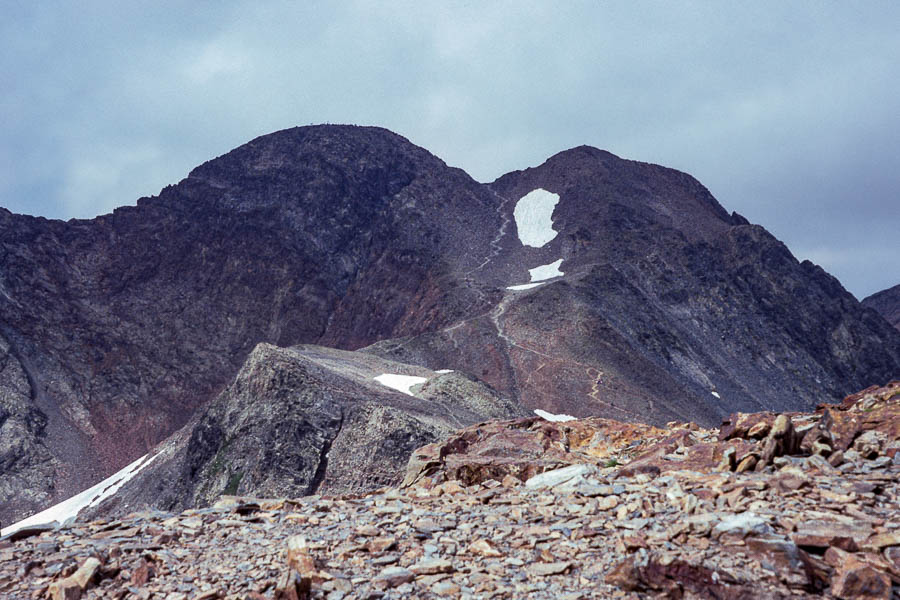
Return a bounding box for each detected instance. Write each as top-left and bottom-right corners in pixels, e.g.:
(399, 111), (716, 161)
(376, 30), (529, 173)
(404, 380), (900, 488)
(864, 283), (900, 332)
(0, 332), (57, 520)
(401, 415), (667, 489)
(81, 343), (526, 516)
(2, 124), (899, 526)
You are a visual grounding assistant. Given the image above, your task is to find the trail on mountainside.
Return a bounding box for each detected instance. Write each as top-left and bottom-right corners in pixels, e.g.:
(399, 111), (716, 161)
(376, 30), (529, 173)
(467, 190), (512, 276)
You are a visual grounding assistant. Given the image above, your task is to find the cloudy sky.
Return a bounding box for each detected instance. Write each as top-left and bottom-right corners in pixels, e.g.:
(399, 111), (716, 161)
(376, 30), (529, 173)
(2, 1), (898, 298)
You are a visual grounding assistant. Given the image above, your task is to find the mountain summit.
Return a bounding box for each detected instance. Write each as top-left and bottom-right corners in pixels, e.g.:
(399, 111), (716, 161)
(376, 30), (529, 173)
(1, 125), (898, 524)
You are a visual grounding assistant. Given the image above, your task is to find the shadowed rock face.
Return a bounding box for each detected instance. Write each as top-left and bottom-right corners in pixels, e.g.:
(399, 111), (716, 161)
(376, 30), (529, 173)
(0, 126), (501, 522)
(85, 343), (526, 516)
(863, 284), (900, 332)
(1, 125), (899, 524)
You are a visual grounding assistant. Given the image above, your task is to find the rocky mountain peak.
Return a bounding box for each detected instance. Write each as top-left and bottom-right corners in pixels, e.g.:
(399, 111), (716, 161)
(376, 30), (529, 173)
(182, 125), (438, 204)
(1, 124), (898, 530)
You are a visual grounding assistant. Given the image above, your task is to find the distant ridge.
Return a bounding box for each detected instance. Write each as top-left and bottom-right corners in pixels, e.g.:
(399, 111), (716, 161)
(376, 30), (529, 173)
(863, 283), (900, 331)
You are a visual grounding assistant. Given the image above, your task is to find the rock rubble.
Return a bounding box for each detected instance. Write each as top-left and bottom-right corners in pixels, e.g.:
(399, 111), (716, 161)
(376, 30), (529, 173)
(1, 382), (899, 599)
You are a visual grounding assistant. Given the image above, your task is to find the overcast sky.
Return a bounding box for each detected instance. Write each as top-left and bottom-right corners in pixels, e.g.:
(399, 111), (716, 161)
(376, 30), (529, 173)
(2, 1), (897, 299)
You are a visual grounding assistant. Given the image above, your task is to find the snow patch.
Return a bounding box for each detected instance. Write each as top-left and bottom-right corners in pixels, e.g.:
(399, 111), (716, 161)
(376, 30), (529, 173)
(507, 282), (546, 291)
(513, 189), (560, 247)
(534, 409), (577, 422)
(1, 452), (158, 537)
(507, 258), (565, 291)
(374, 373), (428, 396)
(711, 391), (721, 399)
(529, 259), (564, 282)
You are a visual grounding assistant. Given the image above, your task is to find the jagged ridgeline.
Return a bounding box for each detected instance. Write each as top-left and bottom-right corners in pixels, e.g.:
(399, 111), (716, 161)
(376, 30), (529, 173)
(1, 125), (899, 525)
(864, 284), (900, 332)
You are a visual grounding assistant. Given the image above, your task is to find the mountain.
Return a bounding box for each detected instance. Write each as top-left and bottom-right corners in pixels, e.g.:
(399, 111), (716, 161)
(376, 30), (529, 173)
(2, 125), (899, 525)
(83, 343), (525, 516)
(371, 146), (900, 426)
(863, 284), (900, 332)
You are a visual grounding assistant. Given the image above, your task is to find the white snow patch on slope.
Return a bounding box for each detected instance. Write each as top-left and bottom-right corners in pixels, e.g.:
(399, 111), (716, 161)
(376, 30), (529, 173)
(506, 259), (565, 291)
(507, 282), (546, 291)
(374, 373), (428, 396)
(513, 189), (560, 247)
(534, 409), (577, 422)
(1, 452), (158, 537)
(529, 259), (564, 282)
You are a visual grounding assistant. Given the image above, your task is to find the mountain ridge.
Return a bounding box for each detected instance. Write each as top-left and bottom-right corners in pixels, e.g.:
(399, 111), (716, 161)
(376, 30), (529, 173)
(1, 124), (898, 525)
(863, 284), (900, 332)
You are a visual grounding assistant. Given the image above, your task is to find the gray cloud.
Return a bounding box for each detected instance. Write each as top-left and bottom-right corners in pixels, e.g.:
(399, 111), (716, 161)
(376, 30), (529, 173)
(1, 1), (898, 298)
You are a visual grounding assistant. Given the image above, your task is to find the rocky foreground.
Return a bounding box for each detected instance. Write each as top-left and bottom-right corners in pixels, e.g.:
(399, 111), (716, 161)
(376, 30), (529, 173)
(2, 382), (900, 599)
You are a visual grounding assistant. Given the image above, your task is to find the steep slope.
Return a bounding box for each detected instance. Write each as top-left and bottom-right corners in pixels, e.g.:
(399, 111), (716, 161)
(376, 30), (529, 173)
(0, 125), (502, 523)
(368, 147), (900, 425)
(0, 332), (56, 516)
(863, 284), (900, 332)
(2, 126), (899, 525)
(79, 342), (525, 518)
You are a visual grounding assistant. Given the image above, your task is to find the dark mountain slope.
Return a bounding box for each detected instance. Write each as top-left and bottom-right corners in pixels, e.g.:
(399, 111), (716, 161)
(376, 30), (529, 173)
(0, 125), (501, 523)
(863, 284), (900, 332)
(84, 343), (525, 518)
(368, 147), (900, 424)
(2, 125), (898, 526)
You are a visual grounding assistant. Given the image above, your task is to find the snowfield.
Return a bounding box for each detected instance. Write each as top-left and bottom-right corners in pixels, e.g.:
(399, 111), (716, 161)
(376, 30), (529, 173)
(534, 409), (577, 422)
(507, 258), (565, 291)
(1, 452), (158, 537)
(513, 189), (560, 247)
(507, 282), (546, 291)
(529, 259), (564, 281)
(374, 373), (428, 396)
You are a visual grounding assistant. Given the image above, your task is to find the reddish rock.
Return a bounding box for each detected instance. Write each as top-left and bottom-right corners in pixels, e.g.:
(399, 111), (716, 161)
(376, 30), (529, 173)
(605, 553), (763, 598)
(273, 571), (306, 600)
(404, 381), (900, 488)
(69, 558), (101, 589)
(623, 436), (756, 476)
(130, 558), (156, 586)
(48, 579), (82, 600)
(862, 532), (900, 552)
(829, 552), (892, 600)
(884, 547), (900, 575)
(719, 412), (781, 441)
(286, 536), (315, 593)
(46, 557), (103, 600)
(828, 382), (900, 451)
(792, 521), (873, 549)
(402, 416), (668, 488)
(744, 537), (820, 590)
